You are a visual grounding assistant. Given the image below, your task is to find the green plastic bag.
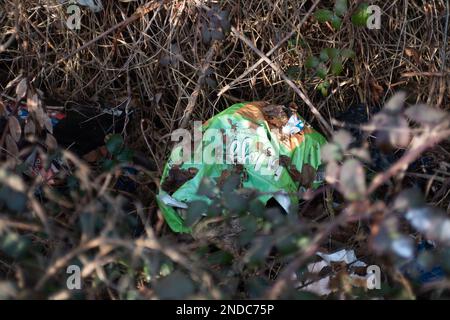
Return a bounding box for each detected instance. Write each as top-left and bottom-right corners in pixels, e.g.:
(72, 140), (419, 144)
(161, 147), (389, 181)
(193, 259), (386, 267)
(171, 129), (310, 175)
(157, 101), (327, 233)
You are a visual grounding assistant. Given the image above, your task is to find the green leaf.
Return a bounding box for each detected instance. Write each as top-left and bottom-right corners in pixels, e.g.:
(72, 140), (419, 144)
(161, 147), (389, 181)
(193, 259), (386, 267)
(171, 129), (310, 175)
(222, 174), (240, 194)
(223, 192), (248, 213)
(314, 9), (334, 23)
(186, 200), (208, 226)
(331, 57), (344, 75)
(248, 199), (265, 217)
(287, 38), (297, 50)
(116, 148), (134, 163)
(197, 177), (217, 198)
(238, 215), (259, 246)
(276, 234), (299, 255)
(207, 251), (233, 265)
(0, 186), (27, 212)
(245, 236), (273, 265)
(1, 232), (30, 258)
(351, 3), (370, 26)
(326, 48), (340, 59)
(341, 48), (355, 59)
(305, 56), (319, 69)
(317, 81), (330, 96)
(331, 15), (342, 29)
(102, 159), (117, 171)
(286, 65), (302, 79)
(106, 134), (124, 155)
(319, 49), (329, 61)
(154, 271), (195, 299)
(334, 0), (348, 17)
(316, 63), (328, 79)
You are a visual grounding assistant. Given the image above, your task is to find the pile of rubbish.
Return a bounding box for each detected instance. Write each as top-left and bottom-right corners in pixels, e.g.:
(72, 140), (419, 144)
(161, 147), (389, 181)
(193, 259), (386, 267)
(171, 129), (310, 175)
(0, 98), (139, 188)
(157, 101), (327, 232)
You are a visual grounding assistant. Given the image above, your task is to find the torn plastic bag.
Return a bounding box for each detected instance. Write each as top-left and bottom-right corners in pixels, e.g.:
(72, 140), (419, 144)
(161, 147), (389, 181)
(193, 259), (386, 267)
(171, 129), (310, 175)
(157, 101), (327, 233)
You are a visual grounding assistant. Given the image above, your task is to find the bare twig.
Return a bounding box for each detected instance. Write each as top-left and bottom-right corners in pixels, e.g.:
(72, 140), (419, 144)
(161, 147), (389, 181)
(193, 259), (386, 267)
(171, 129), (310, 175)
(48, 1), (161, 70)
(0, 2), (18, 53)
(217, 0), (321, 97)
(265, 213), (349, 299)
(230, 26), (333, 136)
(368, 126), (450, 194)
(180, 41), (218, 129)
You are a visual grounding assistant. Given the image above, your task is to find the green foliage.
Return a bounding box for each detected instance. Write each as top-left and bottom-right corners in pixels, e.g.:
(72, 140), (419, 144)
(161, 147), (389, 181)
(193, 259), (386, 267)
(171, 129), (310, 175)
(314, 9), (334, 23)
(309, 1), (364, 96)
(351, 3), (370, 26)
(313, 0), (348, 30)
(313, 1), (371, 28)
(103, 134), (134, 171)
(0, 232), (30, 259)
(305, 48), (355, 95)
(334, 0), (348, 17)
(305, 56), (320, 69)
(317, 80), (330, 96)
(330, 15), (342, 29)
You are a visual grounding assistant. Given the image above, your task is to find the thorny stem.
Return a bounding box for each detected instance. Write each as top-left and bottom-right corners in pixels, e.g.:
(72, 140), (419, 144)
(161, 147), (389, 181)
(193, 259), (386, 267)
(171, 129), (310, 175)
(217, 0), (322, 97)
(266, 123), (450, 299)
(368, 126), (450, 194)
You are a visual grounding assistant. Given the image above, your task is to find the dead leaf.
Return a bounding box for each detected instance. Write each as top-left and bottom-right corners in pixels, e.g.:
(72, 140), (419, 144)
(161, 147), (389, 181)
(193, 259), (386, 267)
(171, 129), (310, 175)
(82, 146), (107, 163)
(389, 116), (411, 148)
(325, 161), (340, 184)
(384, 92), (406, 114)
(27, 93), (45, 128)
(44, 114), (53, 134)
(339, 159), (366, 200)
(16, 78), (28, 101)
(405, 104), (448, 125)
(8, 116), (22, 143)
(5, 134), (19, 161)
(0, 101), (6, 116)
(369, 79), (384, 104)
(299, 163), (316, 188)
(27, 93), (39, 111)
(45, 133), (58, 151)
(161, 165), (198, 194)
(35, 107), (46, 129)
(24, 120), (36, 137)
(404, 47), (421, 65)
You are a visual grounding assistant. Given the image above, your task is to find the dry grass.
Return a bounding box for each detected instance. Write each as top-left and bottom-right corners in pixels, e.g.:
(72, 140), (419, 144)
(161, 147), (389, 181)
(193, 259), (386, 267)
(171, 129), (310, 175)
(1, 0), (448, 169)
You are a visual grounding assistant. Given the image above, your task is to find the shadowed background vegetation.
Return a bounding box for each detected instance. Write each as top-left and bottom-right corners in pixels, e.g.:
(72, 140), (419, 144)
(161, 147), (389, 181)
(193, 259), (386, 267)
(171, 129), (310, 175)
(0, 0), (449, 299)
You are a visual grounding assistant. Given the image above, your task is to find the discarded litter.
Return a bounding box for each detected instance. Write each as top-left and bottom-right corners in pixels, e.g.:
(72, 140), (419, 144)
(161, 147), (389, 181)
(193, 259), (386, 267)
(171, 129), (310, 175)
(401, 240), (445, 284)
(296, 249), (369, 296)
(157, 101), (327, 233)
(1, 100), (132, 186)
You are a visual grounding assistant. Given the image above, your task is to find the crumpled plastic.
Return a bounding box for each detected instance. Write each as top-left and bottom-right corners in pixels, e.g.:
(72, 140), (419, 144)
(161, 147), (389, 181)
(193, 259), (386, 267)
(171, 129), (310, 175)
(157, 101), (327, 233)
(401, 240), (445, 284)
(297, 249), (369, 296)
